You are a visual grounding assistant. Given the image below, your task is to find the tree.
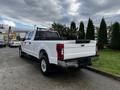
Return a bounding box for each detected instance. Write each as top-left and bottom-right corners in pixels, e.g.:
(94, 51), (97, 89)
(52, 22), (68, 38)
(98, 18), (108, 49)
(78, 21), (85, 39)
(107, 25), (112, 41)
(111, 22), (120, 50)
(68, 21), (77, 39)
(86, 18), (95, 40)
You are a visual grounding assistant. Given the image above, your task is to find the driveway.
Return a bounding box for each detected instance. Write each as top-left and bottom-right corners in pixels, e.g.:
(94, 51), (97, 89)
(0, 47), (120, 90)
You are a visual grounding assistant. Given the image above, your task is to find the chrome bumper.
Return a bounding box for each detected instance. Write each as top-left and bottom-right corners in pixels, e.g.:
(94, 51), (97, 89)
(57, 56), (94, 68)
(58, 60), (79, 68)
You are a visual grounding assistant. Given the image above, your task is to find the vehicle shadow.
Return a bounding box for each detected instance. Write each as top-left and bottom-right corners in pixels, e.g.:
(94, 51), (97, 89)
(21, 55), (87, 79)
(20, 55), (93, 88)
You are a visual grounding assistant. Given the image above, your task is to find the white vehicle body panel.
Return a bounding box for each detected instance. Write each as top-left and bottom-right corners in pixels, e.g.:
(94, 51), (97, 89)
(21, 30), (96, 65)
(63, 40), (96, 60)
(9, 41), (21, 46)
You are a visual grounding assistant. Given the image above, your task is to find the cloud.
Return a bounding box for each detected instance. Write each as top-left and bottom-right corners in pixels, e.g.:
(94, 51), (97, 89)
(0, 0), (120, 27)
(0, 19), (16, 27)
(67, 0), (81, 16)
(0, 0), (62, 27)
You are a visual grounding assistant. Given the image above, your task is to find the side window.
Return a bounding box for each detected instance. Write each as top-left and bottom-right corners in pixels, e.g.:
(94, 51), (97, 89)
(34, 31), (43, 40)
(25, 32), (30, 40)
(26, 31), (34, 40)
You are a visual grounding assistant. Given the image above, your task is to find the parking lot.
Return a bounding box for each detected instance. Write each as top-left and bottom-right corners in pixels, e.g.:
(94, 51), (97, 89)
(0, 47), (120, 90)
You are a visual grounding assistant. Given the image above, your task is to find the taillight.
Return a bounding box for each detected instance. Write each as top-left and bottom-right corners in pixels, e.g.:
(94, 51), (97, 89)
(56, 44), (64, 60)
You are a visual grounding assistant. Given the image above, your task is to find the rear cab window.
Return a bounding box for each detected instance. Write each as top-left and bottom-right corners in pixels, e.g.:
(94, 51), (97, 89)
(34, 30), (60, 40)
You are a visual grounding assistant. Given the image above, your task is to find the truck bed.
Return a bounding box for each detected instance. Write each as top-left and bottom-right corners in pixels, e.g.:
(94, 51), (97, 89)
(31, 40), (96, 61)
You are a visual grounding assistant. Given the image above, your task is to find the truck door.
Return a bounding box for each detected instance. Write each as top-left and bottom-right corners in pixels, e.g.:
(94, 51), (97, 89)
(22, 31), (34, 54)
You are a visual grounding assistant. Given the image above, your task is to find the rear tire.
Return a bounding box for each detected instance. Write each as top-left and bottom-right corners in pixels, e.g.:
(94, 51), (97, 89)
(40, 56), (52, 76)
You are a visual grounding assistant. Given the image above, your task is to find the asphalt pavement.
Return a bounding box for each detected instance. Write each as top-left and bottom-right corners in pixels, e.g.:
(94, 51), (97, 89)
(0, 47), (120, 90)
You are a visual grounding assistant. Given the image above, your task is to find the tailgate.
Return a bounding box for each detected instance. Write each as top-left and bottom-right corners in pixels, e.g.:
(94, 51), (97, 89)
(64, 41), (96, 60)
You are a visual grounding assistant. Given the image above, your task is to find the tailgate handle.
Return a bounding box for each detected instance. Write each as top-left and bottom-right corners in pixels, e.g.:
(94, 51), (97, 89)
(81, 44), (85, 47)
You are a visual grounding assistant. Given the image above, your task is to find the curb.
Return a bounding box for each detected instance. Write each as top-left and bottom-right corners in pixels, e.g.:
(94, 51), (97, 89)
(86, 67), (120, 81)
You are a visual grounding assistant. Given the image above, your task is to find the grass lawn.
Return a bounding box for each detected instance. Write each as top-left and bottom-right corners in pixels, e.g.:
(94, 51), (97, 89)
(92, 49), (120, 76)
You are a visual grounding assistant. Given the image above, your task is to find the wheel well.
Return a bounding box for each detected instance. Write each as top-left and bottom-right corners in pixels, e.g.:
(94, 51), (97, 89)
(39, 49), (49, 60)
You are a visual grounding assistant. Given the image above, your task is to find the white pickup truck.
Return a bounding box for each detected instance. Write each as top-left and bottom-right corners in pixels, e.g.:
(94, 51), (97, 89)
(19, 28), (97, 75)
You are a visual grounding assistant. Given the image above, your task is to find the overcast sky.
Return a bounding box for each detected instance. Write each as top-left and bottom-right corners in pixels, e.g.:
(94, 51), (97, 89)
(0, 0), (120, 28)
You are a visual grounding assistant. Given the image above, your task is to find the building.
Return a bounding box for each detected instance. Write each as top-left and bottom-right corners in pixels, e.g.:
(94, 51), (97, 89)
(0, 24), (33, 42)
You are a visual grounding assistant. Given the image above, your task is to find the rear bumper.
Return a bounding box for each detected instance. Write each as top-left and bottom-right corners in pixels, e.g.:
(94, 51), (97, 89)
(0, 44), (6, 47)
(58, 60), (79, 68)
(0, 43), (6, 46)
(58, 56), (96, 68)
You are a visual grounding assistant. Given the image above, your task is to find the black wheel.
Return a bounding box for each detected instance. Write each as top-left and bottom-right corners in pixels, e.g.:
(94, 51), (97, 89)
(9, 45), (12, 48)
(19, 47), (25, 58)
(40, 56), (52, 76)
(4, 45), (6, 47)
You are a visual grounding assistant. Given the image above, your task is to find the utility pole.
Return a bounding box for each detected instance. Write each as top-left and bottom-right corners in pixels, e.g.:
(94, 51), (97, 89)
(8, 26), (11, 45)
